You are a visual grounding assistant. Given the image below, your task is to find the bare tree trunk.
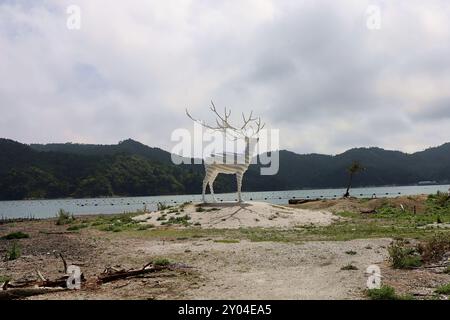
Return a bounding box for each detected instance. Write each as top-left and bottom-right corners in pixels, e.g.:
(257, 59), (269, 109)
(343, 173), (353, 198)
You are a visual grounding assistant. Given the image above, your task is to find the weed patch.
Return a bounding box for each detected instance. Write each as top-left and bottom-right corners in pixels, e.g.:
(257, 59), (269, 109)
(1, 231), (29, 240)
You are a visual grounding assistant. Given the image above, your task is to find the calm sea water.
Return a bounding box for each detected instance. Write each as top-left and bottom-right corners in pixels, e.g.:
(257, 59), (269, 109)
(1, 184), (449, 219)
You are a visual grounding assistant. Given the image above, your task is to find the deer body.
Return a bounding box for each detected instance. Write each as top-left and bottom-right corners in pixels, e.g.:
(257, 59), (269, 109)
(186, 101), (264, 203)
(202, 137), (257, 203)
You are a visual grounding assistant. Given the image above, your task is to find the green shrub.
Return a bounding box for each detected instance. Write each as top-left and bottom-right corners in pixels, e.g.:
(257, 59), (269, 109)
(435, 283), (450, 295)
(0, 275), (11, 283)
(153, 258), (170, 266)
(66, 224), (88, 231)
(1, 231), (30, 240)
(345, 250), (357, 255)
(434, 191), (450, 207)
(56, 209), (75, 225)
(366, 285), (414, 300)
(196, 206), (206, 212)
(5, 242), (21, 261)
(156, 215), (167, 221)
(157, 202), (170, 211)
(161, 215), (191, 226)
(417, 233), (450, 263)
(388, 240), (422, 269)
(137, 224), (154, 231)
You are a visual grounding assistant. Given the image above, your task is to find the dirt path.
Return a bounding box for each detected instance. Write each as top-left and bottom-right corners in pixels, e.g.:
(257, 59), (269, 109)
(137, 238), (391, 299)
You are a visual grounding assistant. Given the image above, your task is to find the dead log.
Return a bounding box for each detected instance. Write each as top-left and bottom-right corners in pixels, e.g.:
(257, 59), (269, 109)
(0, 288), (67, 300)
(97, 264), (172, 284)
(288, 199), (320, 205)
(5, 276), (68, 289)
(1, 261), (190, 300)
(360, 209), (376, 214)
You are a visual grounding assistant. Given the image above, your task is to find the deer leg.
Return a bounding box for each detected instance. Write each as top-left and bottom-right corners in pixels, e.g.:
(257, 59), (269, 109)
(209, 173), (218, 203)
(202, 176), (208, 203)
(236, 172), (243, 202)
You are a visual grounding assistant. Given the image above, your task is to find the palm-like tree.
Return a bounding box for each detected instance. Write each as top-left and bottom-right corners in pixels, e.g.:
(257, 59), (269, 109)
(343, 161), (365, 198)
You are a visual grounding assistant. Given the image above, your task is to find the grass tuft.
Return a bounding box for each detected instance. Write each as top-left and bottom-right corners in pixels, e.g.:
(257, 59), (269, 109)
(66, 224), (88, 231)
(366, 285), (414, 300)
(1, 231), (30, 240)
(340, 264), (358, 270)
(214, 239), (240, 244)
(435, 283), (450, 295)
(56, 209), (75, 225)
(153, 258), (171, 266)
(4, 242), (21, 261)
(388, 240), (422, 269)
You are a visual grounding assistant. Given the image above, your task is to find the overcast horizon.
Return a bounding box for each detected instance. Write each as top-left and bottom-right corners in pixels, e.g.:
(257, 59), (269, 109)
(1, 1), (450, 156)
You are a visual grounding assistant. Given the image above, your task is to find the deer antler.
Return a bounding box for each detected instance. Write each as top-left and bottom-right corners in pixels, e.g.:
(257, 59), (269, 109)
(186, 101), (265, 137)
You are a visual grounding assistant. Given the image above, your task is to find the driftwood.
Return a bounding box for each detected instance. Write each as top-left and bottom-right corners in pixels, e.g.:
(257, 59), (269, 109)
(4, 276), (70, 289)
(288, 199), (320, 205)
(97, 263), (179, 284)
(1, 261), (189, 300)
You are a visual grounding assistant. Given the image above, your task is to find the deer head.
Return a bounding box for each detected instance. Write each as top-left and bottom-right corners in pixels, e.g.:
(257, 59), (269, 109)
(186, 101), (265, 141)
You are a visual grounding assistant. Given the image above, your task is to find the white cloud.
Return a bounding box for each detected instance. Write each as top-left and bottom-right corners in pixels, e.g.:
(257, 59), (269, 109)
(1, 0), (450, 155)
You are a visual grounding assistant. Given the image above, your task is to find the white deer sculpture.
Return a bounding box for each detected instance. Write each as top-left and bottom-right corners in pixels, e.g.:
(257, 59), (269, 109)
(186, 102), (264, 203)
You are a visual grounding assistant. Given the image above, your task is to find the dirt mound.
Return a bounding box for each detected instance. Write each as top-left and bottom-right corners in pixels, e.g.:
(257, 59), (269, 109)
(133, 201), (339, 229)
(292, 195), (428, 214)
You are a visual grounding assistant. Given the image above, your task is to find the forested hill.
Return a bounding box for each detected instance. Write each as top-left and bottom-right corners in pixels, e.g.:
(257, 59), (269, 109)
(1, 138), (450, 200)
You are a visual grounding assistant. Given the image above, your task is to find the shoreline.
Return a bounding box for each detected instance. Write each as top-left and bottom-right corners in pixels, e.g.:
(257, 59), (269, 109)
(1, 183), (449, 203)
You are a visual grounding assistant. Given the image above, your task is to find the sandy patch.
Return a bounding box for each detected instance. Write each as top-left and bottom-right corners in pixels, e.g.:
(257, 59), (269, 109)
(133, 201), (340, 229)
(136, 238), (392, 299)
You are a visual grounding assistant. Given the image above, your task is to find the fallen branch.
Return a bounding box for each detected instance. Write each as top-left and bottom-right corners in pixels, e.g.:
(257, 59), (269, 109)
(0, 288), (67, 300)
(59, 253), (68, 273)
(97, 264), (174, 284)
(36, 270), (47, 282)
(411, 264), (448, 270)
(2, 261), (190, 300)
(4, 276), (68, 289)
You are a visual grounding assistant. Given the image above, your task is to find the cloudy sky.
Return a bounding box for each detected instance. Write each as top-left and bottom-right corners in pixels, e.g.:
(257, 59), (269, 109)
(1, 0), (450, 155)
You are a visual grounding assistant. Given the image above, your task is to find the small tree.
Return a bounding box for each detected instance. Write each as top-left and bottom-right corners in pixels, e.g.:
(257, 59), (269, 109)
(343, 161), (365, 198)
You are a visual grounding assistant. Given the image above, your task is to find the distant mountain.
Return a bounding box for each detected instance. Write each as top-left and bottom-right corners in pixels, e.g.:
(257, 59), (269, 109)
(1, 138), (450, 200)
(30, 139), (172, 164)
